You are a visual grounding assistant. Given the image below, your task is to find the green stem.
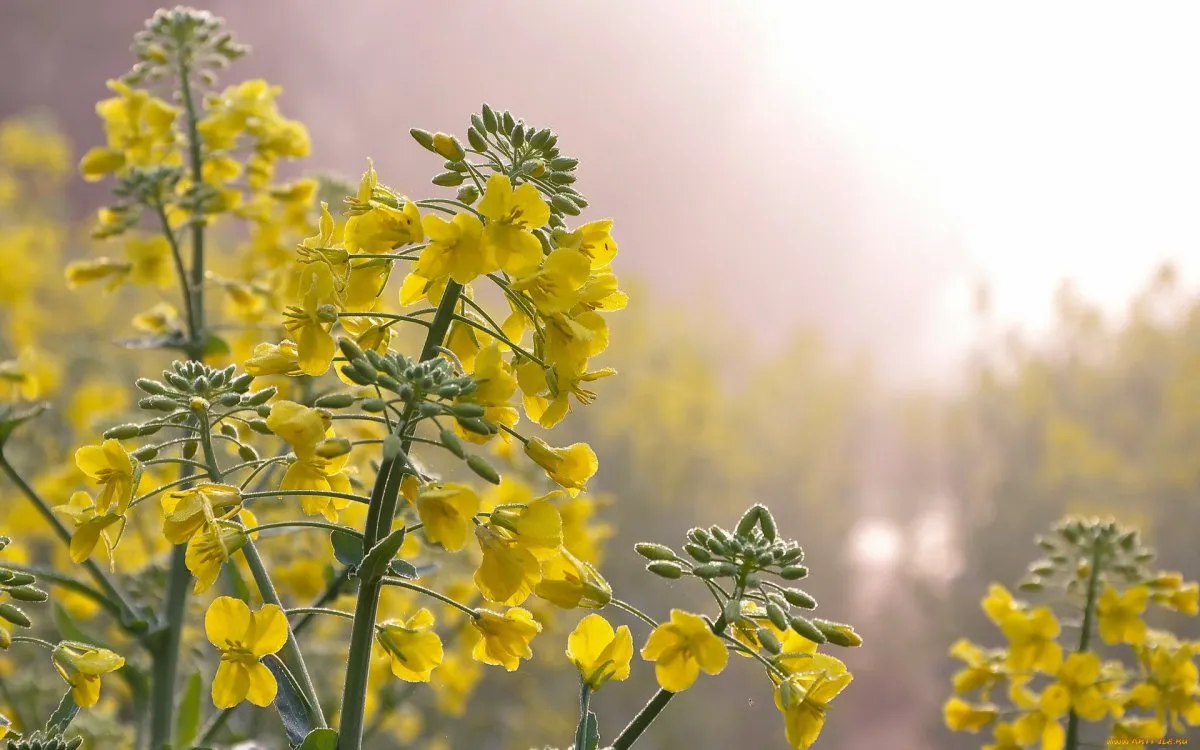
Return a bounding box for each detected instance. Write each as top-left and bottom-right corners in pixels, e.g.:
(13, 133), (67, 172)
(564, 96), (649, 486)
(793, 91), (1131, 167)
(0, 457), (143, 630)
(380, 577), (479, 619)
(285, 607), (355, 621)
(1065, 542), (1103, 750)
(574, 682), (592, 750)
(337, 280), (463, 750)
(611, 612), (732, 750)
(243, 520), (362, 538)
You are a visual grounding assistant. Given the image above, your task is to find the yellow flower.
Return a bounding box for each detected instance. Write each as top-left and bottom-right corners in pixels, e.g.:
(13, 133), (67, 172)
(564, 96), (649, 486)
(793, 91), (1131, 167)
(415, 483), (480, 552)
(205, 597), (289, 709)
(414, 212), (492, 285)
(75, 438), (141, 516)
(51, 643), (125, 708)
(282, 263), (340, 376)
(983, 722), (1024, 750)
(186, 522), (248, 594)
(125, 235), (174, 288)
(524, 438), (598, 497)
(1097, 585), (1149, 646)
(1154, 581), (1199, 616)
(478, 173), (550, 276)
(376, 609), (444, 682)
(982, 583), (1021, 625)
(567, 614), (633, 690)
(1010, 681), (1069, 750)
(509, 248), (591, 315)
(1052, 652), (1108, 721)
(773, 663), (853, 749)
(999, 606), (1063, 674)
(268, 401), (355, 520)
(553, 219), (618, 269)
(640, 609), (728, 692)
(79, 79), (178, 181)
(132, 302), (184, 335)
(471, 607), (542, 671)
(949, 638), (1005, 696)
(267, 400), (329, 451)
(64, 258), (131, 291)
(160, 483), (243, 544)
(244, 340), (302, 377)
(344, 162), (423, 254)
(454, 344), (519, 444)
(53, 491), (124, 566)
(944, 697), (999, 732)
(535, 548), (612, 609)
(473, 525), (541, 606)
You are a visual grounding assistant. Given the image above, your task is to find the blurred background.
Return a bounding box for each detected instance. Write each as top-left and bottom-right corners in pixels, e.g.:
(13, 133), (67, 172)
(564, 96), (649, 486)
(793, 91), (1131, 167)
(2, 1), (1199, 748)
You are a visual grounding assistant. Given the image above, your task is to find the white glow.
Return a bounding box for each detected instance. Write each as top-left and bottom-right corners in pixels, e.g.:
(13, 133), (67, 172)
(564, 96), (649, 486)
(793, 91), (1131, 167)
(849, 517), (903, 569)
(749, 1), (1200, 358)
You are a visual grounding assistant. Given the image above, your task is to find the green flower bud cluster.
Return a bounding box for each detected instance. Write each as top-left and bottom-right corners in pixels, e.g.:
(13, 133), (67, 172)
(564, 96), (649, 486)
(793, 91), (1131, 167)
(411, 103), (587, 234)
(95, 166), (185, 240)
(125, 6), (246, 88)
(0, 537), (48, 649)
(335, 339), (502, 483)
(637, 505), (863, 650)
(1021, 516), (1156, 594)
(5, 730), (84, 750)
(132, 360), (268, 416)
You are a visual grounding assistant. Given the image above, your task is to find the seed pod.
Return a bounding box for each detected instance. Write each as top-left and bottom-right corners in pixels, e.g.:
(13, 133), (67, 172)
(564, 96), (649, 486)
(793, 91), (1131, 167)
(779, 565), (809, 580)
(647, 562), (683, 580)
(466, 127), (487, 152)
(417, 402), (444, 418)
(766, 603), (789, 631)
(131, 446), (159, 461)
(215, 392), (242, 407)
(338, 337), (366, 362)
(634, 543), (676, 562)
(229, 373), (255, 392)
(315, 393), (356, 409)
(813, 618), (862, 647)
(757, 506), (778, 542)
(466, 455), (501, 485)
(0, 604), (30, 628)
(456, 417), (494, 436)
(550, 194), (580, 216)
(481, 104), (498, 132)
(788, 615), (826, 644)
(782, 588), (817, 609)
(432, 171), (464, 187)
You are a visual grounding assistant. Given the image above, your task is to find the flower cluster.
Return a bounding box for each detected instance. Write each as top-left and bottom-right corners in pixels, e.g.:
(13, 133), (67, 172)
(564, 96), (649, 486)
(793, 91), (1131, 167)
(944, 517), (1200, 749)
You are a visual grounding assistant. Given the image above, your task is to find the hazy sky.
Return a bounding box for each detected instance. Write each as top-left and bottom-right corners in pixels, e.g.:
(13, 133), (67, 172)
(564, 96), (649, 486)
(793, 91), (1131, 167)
(5, 1), (1199, 385)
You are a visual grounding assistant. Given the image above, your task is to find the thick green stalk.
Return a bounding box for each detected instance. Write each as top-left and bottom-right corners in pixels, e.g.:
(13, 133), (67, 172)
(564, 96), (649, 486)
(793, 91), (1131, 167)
(574, 683), (593, 750)
(337, 280), (463, 750)
(1064, 542), (1103, 750)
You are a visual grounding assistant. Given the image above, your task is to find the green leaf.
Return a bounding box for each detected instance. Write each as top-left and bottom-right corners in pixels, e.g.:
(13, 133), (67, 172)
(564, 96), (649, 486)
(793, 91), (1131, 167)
(576, 710), (599, 750)
(202, 333), (231, 357)
(297, 728), (339, 750)
(388, 560), (418, 580)
(330, 530), (364, 569)
(45, 689), (78, 734)
(263, 654), (315, 748)
(358, 527), (407, 583)
(174, 671), (202, 748)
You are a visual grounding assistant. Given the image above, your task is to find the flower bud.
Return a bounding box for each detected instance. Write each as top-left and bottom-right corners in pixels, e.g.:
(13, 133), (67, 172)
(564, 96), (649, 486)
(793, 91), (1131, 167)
(457, 184), (480, 204)
(757, 627), (783, 654)
(242, 387), (277, 406)
(646, 562), (683, 580)
(782, 588), (817, 609)
(466, 455), (501, 485)
(131, 446), (159, 461)
(431, 133), (466, 161)
(723, 597), (743, 624)
(5, 573), (34, 587)
(766, 603), (788, 631)
(103, 423), (142, 440)
(813, 618), (862, 647)
(410, 128), (436, 152)
(736, 506), (762, 538)
(237, 445), (258, 462)
(248, 418), (272, 435)
(634, 543), (676, 562)
(315, 437), (353, 459)
(691, 563), (724, 579)
(788, 615), (826, 644)
(6, 586), (48, 603)
(683, 543), (711, 562)
(467, 127), (487, 152)
(779, 566), (808, 580)
(315, 393), (356, 409)
(432, 171), (465, 187)
(0, 604), (30, 628)
(361, 398), (386, 413)
(136, 378), (168, 395)
(439, 428), (466, 458)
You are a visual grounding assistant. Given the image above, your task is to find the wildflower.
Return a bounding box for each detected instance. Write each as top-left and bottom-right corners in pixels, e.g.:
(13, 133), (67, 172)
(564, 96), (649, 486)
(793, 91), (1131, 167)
(54, 491), (124, 566)
(160, 483), (244, 544)
(205, 597), (288, 708)
(268, 401), (355, 521)
(1097, 585), (1149, 646)
(509, 249), (591, 315)
(75, 438), (141, 516)
(524, 437), (598, 496)
(567, 614), (633, 690)
(51, 643), (125, 708)
(471, 607), (542, 671)
(553, 219), (618, 270)
(478, 173), (550, 276)
(79, 79), (178, 181)
(376, 609), (444, 682)
(773, 662), (853, 749)
(186, 522), (248, 593)
(245, 340), (302, 377)
(640, 609), (728, 692)
(535, 548), (612, 609)
(343, 161), (423, 254)
(949, 638), (1006, 696)
(281, 262), (340, 376)
(415, 483), (480, 552)
(943, 697), (999, 732)
(64, 258), (131, 291)
(414, 212), (492, 284)
(999, 606), (1063, 674)
(473, 525), (542, 606)
(124, 234), (174, 288)
(455, 345), (519, 444)
(1010, 681), (1069, 750)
